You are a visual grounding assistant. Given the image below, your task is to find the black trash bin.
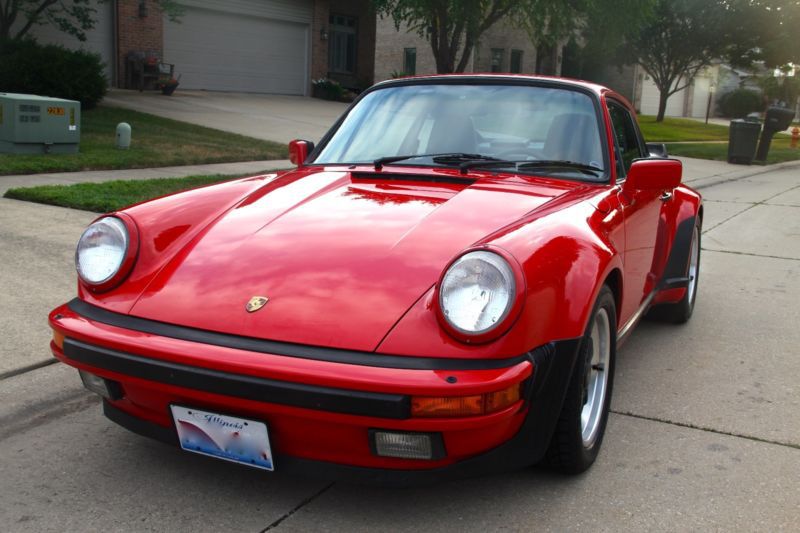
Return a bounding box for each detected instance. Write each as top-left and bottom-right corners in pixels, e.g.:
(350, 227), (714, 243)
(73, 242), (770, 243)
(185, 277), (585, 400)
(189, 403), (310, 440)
(755, 106), (796, 162)
(728, 118), (761, 165)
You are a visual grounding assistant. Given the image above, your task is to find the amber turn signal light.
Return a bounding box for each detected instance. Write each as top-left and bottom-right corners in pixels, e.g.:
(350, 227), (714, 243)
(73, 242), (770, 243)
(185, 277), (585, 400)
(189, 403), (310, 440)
(52, 330), (65, 350)
(411, 383), (522, 418)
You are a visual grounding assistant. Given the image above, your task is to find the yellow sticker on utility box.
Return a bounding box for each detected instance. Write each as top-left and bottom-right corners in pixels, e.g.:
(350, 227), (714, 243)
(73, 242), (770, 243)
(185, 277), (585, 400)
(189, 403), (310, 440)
(47, 107), (65, 116)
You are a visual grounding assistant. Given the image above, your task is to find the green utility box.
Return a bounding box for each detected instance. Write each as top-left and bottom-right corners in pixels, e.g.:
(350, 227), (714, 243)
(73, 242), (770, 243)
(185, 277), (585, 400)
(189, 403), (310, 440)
(0, 93), (80, 154)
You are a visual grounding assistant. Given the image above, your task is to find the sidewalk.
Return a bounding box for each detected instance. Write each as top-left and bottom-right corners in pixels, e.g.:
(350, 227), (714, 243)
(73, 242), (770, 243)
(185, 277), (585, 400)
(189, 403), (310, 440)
(3, 156), (798, 197)
(686, 116), (796, 136)
(0, 159), (291, 195)
(677, 156), (800, 189)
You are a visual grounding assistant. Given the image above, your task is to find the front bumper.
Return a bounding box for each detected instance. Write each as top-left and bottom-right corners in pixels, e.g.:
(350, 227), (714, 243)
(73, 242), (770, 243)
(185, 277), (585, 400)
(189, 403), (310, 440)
(51, 299), (581, 485)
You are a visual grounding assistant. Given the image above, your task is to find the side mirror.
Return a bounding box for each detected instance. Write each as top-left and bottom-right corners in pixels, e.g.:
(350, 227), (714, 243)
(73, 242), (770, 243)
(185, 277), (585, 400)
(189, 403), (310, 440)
(646, 142), (668, 158)
(623, 158), (682, 191)
(289, 139), (314, 167)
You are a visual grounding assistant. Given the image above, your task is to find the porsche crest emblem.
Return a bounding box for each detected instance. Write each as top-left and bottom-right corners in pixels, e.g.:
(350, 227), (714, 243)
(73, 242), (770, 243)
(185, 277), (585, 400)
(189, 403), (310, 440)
(245, 296), (269, 313)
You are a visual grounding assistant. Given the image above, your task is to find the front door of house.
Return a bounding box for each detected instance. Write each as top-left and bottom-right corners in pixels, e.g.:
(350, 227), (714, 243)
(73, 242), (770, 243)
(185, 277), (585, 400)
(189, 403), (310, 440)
(329, 14), (357, 77)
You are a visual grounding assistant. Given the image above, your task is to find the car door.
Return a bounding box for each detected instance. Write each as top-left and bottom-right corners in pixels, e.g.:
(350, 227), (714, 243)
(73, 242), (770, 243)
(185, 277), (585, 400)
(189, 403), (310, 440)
(608, 100), (662, 324)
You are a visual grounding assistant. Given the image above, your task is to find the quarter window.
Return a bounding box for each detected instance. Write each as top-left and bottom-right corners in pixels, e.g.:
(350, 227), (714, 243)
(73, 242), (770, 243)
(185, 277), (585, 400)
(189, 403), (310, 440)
(608, 102), (644, 175)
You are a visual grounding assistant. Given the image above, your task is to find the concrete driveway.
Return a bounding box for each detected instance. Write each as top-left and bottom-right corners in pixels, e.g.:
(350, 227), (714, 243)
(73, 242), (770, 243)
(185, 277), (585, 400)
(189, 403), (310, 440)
(103, 89), (349, 144)
(1, 157), (799, 530)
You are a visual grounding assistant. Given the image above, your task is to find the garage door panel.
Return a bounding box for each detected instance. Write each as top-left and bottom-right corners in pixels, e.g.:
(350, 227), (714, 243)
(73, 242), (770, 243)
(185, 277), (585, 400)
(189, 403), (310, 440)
(690, 77), (711, 118)
(164, 6), (308, 95)
(179, 0), (312, 23)
(640, 76), (684, 117)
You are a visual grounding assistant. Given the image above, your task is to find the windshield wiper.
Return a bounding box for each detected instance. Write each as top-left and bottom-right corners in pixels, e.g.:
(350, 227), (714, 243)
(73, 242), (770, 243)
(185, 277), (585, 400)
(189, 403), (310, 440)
(460, 159), (604, 176)
(458, 159), (517, 174)
(373, 153), (503, 171)
(517, 160), (604, 176)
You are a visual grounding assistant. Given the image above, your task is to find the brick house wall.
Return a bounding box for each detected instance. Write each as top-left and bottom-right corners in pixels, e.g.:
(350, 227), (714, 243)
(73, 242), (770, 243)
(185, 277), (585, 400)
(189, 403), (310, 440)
(116, 0), (164, 87)
(311, 0), (331, 82)
(473, 23), (538, 74)
(374, 16), (439, 80)
(373, 15), (541, 82)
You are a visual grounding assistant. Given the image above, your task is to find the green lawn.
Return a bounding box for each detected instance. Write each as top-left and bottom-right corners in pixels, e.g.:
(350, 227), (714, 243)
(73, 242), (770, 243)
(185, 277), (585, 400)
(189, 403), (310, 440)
(3, 174), (244, 212)
(637, 116), (730, 142)
(667, 137), (800, 164)
(0, 106), (287, 175)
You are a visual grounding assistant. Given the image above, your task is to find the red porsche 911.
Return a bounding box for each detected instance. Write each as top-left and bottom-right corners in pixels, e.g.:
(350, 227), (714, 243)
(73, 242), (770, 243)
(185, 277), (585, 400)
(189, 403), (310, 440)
(49, 75), (701, 484)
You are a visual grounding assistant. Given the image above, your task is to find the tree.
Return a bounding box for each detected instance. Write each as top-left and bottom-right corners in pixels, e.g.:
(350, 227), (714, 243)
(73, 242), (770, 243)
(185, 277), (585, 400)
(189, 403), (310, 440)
(0, 0), (182, 49)
(625, 0), (799, 122)
(372, 0), (651, 75)
(623, 0), (734, 122)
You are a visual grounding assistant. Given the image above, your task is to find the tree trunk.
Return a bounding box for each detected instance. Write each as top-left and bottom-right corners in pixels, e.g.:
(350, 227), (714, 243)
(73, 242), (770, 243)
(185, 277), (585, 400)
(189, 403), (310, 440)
(656, 90), (669, 122)
(454, 37), (475, 73)
(0, 14), (14, 43)
(433, 46), (455, 73)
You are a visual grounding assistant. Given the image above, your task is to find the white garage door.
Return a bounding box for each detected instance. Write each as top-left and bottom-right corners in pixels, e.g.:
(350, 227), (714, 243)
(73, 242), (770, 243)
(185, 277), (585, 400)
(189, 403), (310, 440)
(20, 0), (114, 84)
(164, 0), (312, 95)
(690, 76), (711, 118)
(640, 75), (685, 117)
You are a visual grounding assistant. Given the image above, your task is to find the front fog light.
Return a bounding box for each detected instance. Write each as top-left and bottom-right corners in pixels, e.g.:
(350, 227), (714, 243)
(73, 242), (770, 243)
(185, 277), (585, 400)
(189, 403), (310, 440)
(370, 430), (445, 460)
(79, 370), (123, 400)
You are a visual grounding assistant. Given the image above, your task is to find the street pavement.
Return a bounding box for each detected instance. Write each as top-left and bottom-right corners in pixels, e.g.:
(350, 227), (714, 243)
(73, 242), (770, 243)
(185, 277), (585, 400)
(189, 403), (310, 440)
(1, 157), (799, 531)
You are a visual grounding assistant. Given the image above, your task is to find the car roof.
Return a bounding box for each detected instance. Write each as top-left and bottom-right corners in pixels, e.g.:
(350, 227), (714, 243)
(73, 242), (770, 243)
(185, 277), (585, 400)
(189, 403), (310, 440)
(372, 73), (610, 97)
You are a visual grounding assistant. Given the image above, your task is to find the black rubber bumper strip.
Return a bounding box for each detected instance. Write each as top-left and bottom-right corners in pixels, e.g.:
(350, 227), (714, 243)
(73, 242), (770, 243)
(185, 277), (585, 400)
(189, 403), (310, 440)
(64, 338), (411, 419)
(66, 298), (530, 371)
(99, 338), (582, 486)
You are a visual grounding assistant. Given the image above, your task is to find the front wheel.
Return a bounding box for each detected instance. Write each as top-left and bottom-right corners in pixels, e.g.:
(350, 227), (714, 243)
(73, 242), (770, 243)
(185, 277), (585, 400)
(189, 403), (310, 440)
(543, 285), (617, 474)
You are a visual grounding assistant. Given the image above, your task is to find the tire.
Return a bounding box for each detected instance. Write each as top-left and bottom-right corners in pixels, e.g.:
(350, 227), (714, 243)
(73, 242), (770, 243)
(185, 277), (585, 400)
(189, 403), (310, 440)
(543, 285), (617, 475)
(650, 219), (701, 324)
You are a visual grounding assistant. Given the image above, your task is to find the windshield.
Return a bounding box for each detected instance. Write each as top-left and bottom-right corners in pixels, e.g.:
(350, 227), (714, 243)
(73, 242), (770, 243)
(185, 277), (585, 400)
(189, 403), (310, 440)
(312, 83), (606, 179)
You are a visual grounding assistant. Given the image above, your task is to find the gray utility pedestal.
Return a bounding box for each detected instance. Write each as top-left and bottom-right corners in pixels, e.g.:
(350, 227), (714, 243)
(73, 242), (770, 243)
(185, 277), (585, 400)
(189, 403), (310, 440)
(0, 93), (80, 154)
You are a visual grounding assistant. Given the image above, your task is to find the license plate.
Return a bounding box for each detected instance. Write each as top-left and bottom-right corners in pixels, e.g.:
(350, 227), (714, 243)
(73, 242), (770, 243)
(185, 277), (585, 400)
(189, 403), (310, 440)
(170, 406), (274, 471)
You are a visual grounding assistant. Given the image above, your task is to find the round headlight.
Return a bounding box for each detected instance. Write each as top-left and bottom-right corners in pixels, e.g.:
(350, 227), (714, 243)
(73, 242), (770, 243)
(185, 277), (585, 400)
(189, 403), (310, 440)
(76, 217), (129, 285)
(439, 250), (516, 335)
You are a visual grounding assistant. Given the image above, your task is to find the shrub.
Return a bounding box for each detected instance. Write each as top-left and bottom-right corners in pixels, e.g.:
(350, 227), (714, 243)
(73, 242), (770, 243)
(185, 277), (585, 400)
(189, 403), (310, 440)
(311, 78), (345, 101)
(0, 39), (107, 108)
(717, 88), (763, 119)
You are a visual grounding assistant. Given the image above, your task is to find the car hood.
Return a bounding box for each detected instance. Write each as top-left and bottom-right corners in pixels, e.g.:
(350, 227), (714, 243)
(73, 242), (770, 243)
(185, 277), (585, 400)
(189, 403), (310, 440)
(129, 168), (576, 352)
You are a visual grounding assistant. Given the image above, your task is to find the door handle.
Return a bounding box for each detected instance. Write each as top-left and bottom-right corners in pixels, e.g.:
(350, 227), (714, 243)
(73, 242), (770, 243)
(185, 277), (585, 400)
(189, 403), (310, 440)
(660, 191), (673, 202)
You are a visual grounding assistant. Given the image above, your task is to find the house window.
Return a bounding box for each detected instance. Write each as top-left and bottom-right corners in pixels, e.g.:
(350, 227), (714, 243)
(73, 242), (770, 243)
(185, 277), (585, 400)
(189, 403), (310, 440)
(536, 44), (556, 75)
(403, 48), (417, 75)
(490, 48), (504, 73)
(510, 49), (523, 73)
(329, 14), (357, 74)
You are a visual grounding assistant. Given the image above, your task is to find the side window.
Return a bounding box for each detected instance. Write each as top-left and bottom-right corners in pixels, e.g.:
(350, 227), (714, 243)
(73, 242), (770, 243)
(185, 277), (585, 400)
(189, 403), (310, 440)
(608, 102), (644, 176)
